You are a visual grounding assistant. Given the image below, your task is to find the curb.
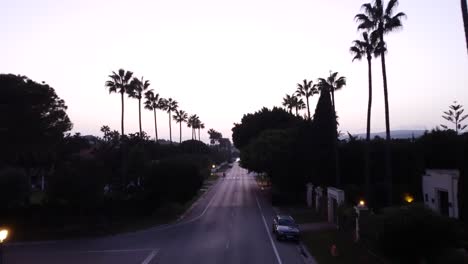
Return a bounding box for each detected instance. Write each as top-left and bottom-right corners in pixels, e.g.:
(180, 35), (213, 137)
(298, 242), (318, 264)
(176, 178), (220, 222)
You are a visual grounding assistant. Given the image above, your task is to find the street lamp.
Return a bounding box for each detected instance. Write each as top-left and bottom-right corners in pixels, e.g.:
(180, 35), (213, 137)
(0, 228), (8, 264)
(212, 164), (216, 169)
(0, 230), (7, 243)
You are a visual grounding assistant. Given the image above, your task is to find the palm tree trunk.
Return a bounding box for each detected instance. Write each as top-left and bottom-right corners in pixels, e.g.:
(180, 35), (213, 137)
(121, 92), (125, 135)
(180, 122), (182, 143)
(306, 96), (311, 120)
(365, 56), (373, 201)
(295, 107), (298, 116)
(462, 0), (468, 54)
(169, 112), (172, 143)
(198, 128), (201, 141)
(153, 109), (158, 142)
(380, 34), (393, 206)
(138, 98), (142, 137)
(331, 89), (336, 111)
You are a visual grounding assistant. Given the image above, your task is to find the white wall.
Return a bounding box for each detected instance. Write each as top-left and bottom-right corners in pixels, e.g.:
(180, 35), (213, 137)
(422, 170), (459, 219)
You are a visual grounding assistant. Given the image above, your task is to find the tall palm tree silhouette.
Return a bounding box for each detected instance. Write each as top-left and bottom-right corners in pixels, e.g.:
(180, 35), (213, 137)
(129, 76), (150, 137)
(350, 31), (381, 199)
(356, 0), (406, 204)
(296, 79), (318, 120)
(282, 94), (295, 114)
(173, 109), (188, 143)
(198, 122), (205, 141)
(462, 0), (468, 53)
(188, 114), (199, 140)
(105, 69), (133, 135)
(162, 98), (178, 143)
(318, 71), (346, 114)
(144, 90), (161, 141)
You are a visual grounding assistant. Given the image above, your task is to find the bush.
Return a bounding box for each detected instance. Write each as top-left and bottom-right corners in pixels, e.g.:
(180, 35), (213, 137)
(48, 158), (105, 208)
(0, 167), (30, 208)
(143, 157), (203, 205)
(361, 204), (463, 263)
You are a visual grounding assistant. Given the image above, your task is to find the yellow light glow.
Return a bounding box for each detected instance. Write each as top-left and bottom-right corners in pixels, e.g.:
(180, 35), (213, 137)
(359, 200), (365, 206)
(0, 229), (9, 243)
(212, 165), (216, 169)
(404, 194), (414, 203)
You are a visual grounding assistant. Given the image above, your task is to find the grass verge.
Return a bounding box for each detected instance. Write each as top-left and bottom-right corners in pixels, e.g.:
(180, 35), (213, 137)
(301, 229), (385, 264)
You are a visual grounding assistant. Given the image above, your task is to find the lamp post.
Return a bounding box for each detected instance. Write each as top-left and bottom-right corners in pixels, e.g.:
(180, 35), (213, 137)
(0, 229), (9, 264)
(354, 200), (368, 242)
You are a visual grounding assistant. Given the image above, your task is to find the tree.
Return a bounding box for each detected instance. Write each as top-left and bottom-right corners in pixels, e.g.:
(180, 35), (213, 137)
(207, 129), (223, 145)
(356, 0), (406, 204)
(282, 94), (295, 114)
(313, 87), (339, 186)
(318, 71), (346, 113)
(296, 79), (318, 120)
(350, 31), (380, 199)
(161, 98), (178, 143)
(144, 90), (161, 141)
(318, 72), (346, 187)
(0, 74), (72, 164)
(187, 115), (200, 140)
(462, 0), (468, 53)
(0, 168), (30, 209)
(198, 122), (205, 141)
(128, 76), (150, 137)
(441, 101), (468, 134)
(173, 109), (188, 143)
(105, 69), (134, 135)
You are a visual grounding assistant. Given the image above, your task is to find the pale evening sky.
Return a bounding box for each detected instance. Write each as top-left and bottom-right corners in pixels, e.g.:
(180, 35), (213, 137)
(1, 0), (467, 142)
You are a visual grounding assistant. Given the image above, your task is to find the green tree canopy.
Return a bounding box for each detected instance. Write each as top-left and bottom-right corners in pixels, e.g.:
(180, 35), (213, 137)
(0, 74), (72, 165)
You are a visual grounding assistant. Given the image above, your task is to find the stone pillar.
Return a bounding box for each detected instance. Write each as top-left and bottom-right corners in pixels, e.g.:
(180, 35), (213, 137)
(327, 187), (345, 224)
(306, 183), (314, 207)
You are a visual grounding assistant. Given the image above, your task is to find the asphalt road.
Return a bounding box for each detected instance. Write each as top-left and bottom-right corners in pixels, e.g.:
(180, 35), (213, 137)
(4, 163), (305, 264)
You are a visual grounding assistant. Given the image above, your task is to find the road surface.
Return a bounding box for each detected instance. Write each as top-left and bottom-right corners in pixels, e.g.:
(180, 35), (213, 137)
(5, 163), (305, 264)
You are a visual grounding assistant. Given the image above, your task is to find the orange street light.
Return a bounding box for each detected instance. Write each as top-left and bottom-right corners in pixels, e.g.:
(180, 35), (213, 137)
(404, 194), (414, 203)
(358, 200), (365, 207)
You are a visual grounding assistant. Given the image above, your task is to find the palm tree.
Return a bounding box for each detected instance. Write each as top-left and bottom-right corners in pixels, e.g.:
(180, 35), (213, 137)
(162, 98), (178, 143)
(173, 109), (188, 143)
(128, 76), (150, 137)
(356, 0), (406, 204)
(198, 122), (205, 141)
(282, 94), (295, 114)
(318, 72), (346, 113)
(144, 90), (161, 141)
(350, 31), (380, 199)
(462, 0), (468, 53)
(187, 114), (199, 140)
(296, 98), (306, 117)
(296, 79), (318, 120)
(105, 69), (133, 135)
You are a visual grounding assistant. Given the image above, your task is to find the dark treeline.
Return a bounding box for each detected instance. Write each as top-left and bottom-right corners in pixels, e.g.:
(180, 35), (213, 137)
(0, 73), (233, 240)
(232, 102), (468, 217)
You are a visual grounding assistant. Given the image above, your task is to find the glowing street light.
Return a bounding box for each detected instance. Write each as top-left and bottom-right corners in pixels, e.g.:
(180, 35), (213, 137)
(358, 200), (365, 207)
(0, 229), (7, 243)
(0, 228), (8, 264)
(404, 194), (414, 203)
(212, 164), (216, 169)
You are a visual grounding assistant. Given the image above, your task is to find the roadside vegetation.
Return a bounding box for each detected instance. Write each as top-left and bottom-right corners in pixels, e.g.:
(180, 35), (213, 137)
(0, 73), (236, 241)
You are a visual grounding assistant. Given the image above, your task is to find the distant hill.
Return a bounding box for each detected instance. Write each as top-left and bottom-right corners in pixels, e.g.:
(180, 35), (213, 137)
(347, 130), (426, 140)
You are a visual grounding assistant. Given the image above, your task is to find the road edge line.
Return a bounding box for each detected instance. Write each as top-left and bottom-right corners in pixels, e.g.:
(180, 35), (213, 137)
(255, 196), (283, 264)
(141, 249), (159, 264)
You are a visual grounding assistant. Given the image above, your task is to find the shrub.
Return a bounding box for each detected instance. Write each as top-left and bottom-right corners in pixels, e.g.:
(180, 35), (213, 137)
(48, 158), (105, 208)
(0, 167), (30, 208)
(361, 204), (463, 263)
(143, 157), (203, 205)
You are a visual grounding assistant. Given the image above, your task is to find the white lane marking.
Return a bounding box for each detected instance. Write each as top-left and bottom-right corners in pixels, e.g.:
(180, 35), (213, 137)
(255, 196), (283, 264)
(141, 249), (159, 264)
(85, 248), (155, 253)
